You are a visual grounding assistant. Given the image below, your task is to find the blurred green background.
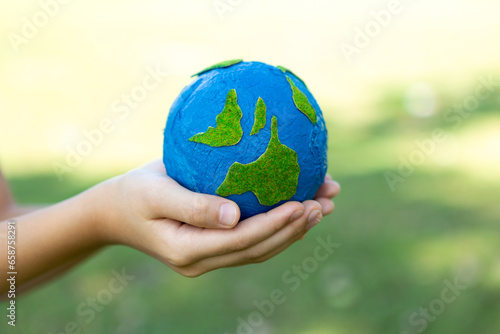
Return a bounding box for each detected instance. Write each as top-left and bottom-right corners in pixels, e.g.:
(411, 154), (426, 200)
(1, 0), (500, 333)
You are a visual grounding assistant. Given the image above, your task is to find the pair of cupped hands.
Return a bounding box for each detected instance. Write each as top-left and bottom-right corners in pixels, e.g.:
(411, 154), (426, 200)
(94, 159), (340, 277)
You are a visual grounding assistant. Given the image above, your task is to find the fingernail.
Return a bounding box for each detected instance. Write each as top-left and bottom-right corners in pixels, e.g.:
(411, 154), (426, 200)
(325, 174), (333, 181)
(219, 203), (237, 227)
(307, 210), (322, 230)
(290, 210), (304, 222)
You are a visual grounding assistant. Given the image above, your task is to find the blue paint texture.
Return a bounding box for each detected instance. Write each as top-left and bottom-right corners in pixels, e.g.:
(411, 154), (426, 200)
(163, 61), (328, 220)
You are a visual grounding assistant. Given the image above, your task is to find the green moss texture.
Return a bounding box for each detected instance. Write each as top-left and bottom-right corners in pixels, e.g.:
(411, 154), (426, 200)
(189, 89), (243, 147)
(276, 65), (307, 86)
(250, 97), (267, 135)
(191, 59), (243, 77)
(216, 116), (300, 206)
(286, 76), (317, 124)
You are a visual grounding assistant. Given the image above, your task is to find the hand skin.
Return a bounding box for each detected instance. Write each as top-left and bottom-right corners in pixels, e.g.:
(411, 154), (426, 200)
(0, 160), (340, 295)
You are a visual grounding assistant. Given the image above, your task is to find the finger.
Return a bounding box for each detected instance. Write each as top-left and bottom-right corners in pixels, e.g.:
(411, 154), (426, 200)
(175, 201), (305, 262)
(316, 198), (335, 215)
(145, 176), (240, 229)
(175, 233), (301, 278)
(314, 180), (341, 199)
(184, 201), (322, 273)
(235, 201), (324, 264)
(251, 232), (303, 264)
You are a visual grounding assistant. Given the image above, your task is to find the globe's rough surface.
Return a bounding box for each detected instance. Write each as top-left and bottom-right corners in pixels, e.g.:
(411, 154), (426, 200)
(163, 60), (328, 220)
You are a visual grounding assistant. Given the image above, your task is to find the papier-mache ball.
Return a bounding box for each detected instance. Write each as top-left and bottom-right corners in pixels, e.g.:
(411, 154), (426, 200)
(163, 60), (328, 220)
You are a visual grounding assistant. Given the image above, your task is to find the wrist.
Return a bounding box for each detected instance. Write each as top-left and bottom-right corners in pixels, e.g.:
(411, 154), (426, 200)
(80, 176), (121, 247)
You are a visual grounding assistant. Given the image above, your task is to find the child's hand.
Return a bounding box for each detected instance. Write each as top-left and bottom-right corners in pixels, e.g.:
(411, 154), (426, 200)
(94, 159), (340, 277)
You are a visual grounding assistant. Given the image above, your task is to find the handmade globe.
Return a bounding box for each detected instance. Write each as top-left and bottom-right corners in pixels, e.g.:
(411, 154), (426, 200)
(163, 60), (328, 220)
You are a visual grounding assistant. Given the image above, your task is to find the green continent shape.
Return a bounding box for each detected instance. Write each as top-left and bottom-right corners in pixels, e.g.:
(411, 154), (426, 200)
(250, 97), (266, 135)
(216, 116), (300, 206)
(189, 89), (243, 147)
(191, 59), (243, 77)
(276, 65), (307, 86)
(286, 76), (317, 124)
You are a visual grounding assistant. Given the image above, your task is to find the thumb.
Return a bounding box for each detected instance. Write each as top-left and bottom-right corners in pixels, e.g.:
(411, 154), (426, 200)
(151, 177), (240, 229)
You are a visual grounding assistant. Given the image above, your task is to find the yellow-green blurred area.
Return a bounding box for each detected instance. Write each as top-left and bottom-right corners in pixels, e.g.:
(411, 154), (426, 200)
(1, 0), (500, 333)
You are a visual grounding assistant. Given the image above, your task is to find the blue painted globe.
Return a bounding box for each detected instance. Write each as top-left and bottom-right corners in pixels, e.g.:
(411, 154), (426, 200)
(163, 61), (328, 220)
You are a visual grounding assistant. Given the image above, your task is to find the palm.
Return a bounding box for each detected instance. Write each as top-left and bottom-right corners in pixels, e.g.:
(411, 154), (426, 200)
(133, 159), (340, 277)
